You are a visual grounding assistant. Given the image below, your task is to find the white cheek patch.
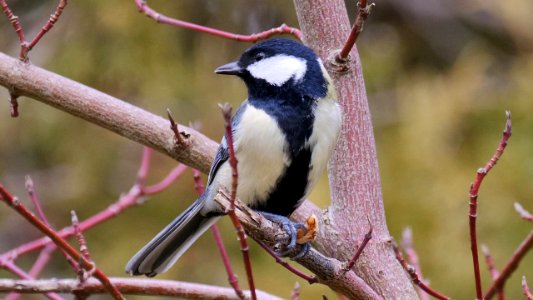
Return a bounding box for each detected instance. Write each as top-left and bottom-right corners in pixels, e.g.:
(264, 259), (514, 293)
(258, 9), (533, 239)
(247, 54), (307, 86)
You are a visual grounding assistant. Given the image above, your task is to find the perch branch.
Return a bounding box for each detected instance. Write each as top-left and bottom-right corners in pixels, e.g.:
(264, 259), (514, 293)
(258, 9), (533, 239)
(213, 191), (382, 300)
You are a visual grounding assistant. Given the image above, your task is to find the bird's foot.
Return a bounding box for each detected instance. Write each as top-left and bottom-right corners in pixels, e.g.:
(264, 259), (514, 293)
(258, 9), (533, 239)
(260, 212), (311, 259)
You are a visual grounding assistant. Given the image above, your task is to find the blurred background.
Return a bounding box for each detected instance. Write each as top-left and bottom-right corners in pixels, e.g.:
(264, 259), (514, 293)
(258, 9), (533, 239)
(0, 0), (532, 299)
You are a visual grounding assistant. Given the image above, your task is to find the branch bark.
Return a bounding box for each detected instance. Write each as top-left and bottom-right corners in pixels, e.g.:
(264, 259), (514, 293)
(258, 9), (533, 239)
(292, 1), (418, 298)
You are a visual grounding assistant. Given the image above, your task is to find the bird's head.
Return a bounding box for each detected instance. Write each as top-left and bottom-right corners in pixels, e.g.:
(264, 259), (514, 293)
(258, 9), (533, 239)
(215, 38), (329, 99)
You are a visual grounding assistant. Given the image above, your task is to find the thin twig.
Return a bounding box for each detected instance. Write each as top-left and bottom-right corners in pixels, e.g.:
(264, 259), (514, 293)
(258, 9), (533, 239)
(482, 245), (505, 300)
(25, 175), (80, 274)
(254, 238), (317, 284)
(469, 111), (512, 300)
(343, 225), (372, 273)
(336, 0), (374, 61)
(9, 91), (19, 117)
(291, 282), (300, 300)
(134, 0), (301, 42)
(393, 243), (451, 300)
(192, 169), (246, 300)
(484, 230), (533, 299)
(514, 202), (533, 222)
(26, 0), (68, 52)
(523, 277), (533, 300)
(0, 185), (124, 300)
(401, 228), (429, 300)
(71, 210), (93, 283)
(167, 108), (187, 147)
(1, 151), (187, 258)
(219, 103), (257, 300)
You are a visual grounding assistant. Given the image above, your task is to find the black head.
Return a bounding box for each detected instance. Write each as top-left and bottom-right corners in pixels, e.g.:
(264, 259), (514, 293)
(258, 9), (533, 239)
(215, 38), (328, 99)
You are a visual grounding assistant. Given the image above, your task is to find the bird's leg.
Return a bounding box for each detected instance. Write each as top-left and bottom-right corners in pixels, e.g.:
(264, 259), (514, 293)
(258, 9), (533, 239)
(259, 212), (310, 259)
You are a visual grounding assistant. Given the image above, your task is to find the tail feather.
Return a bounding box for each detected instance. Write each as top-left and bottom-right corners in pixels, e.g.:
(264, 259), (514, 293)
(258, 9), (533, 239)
(126, 198), (219, 277)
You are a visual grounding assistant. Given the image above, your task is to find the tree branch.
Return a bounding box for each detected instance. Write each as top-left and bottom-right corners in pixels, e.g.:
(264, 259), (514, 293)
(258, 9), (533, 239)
(213, 191), (382, 300)
(0, 278), (281, 300)
(292, 0), (418, 298)
(0, 51), (217, 173)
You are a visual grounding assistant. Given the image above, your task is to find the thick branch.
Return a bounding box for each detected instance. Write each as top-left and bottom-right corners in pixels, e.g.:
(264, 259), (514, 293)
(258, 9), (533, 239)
(292, 1), (417, 298)
(0, 51), (216, 173)
(213, 191), (382, 300)
(0, 278), (281, 300)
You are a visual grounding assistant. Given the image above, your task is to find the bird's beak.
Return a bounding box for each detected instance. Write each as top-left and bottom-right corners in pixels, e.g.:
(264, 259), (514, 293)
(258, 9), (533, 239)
(214, 61), (243, 75)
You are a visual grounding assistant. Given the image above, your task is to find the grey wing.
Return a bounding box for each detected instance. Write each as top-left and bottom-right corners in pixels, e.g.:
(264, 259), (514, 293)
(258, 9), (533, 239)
(206, 101), (248, 186)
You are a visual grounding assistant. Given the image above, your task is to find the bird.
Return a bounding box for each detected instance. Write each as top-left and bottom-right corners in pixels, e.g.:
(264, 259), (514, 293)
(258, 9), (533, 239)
(126, 38), (342, 277)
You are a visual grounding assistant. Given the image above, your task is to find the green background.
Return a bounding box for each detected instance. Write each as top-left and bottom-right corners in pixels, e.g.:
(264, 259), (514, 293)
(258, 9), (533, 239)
(1, 1), (532, 299)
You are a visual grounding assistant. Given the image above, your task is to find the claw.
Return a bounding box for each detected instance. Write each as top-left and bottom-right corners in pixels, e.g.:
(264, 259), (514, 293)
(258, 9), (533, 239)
(260, 212), (310, 259)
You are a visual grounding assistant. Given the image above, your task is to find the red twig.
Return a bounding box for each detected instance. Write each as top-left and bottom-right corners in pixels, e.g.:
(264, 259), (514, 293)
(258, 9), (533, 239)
(343, 225), (372, 273)
(192, 169), (246, 300)
(167, 108), (187, 147)
(336, 0), (374, 61)
(393, 243), (451, 300)
(291, 282), (300, 300)
(134, 0), (301, 42)
(401, 228), (429, 300)
(0, 0), (25, 52)
(515, 202), (533, 222)
(0, 0), (67, 61)
(26, 0), (68, 53)
(0, 149), (187, 258)
(26, 175), (80, 275)
(469, 111), (512, 300)
(8, 92), (19, 117)
(71, 210), (94, 281)
(482, 245), (505, 300)
(220, 103), (257, 300)
(0, 186), (124, 300)
(484, 230), (533, 299)
(523, 277), (533, 300)
(254, 238), (317, 284)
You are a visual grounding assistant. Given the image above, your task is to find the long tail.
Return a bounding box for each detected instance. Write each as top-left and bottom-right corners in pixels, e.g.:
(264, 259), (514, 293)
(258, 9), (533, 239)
(125, 197), (219, 277)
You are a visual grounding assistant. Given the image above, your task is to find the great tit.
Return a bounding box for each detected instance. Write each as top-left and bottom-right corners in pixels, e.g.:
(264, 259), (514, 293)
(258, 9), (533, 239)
(126, 38), (342, 277)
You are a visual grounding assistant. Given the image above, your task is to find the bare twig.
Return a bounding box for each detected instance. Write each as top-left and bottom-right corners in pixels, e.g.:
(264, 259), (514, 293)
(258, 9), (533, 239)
(343, 224), (372, 273)
(291, 282), (301, 300)
(336, 0), (374, 62)
(484, 230), (533, 299)
(71, 210), (93, 282)
(0, 278), (282, 300)
(219, 103), (257, 300)
(134, 0), (301, 42)
(515, 202), (533, 222)
(167, 108), (187, 147)
(26, 0), (68, 54)
(393, 243), (450, 300)
(469, 111), (512, 300)
(192, 169), (246, 300)
(523, 277), (533, 300)
(0, 185), (124, 300)
(482, 245), (504, 300)
(8, 91), (19, 117)
(401, 228), (429, 300)
(254, 238), (318, 284)
(1, 149), (187, 259)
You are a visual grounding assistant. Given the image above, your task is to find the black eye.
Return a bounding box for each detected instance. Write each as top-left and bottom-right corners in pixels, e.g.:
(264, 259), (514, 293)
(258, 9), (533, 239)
(254, 52), (266, 62)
